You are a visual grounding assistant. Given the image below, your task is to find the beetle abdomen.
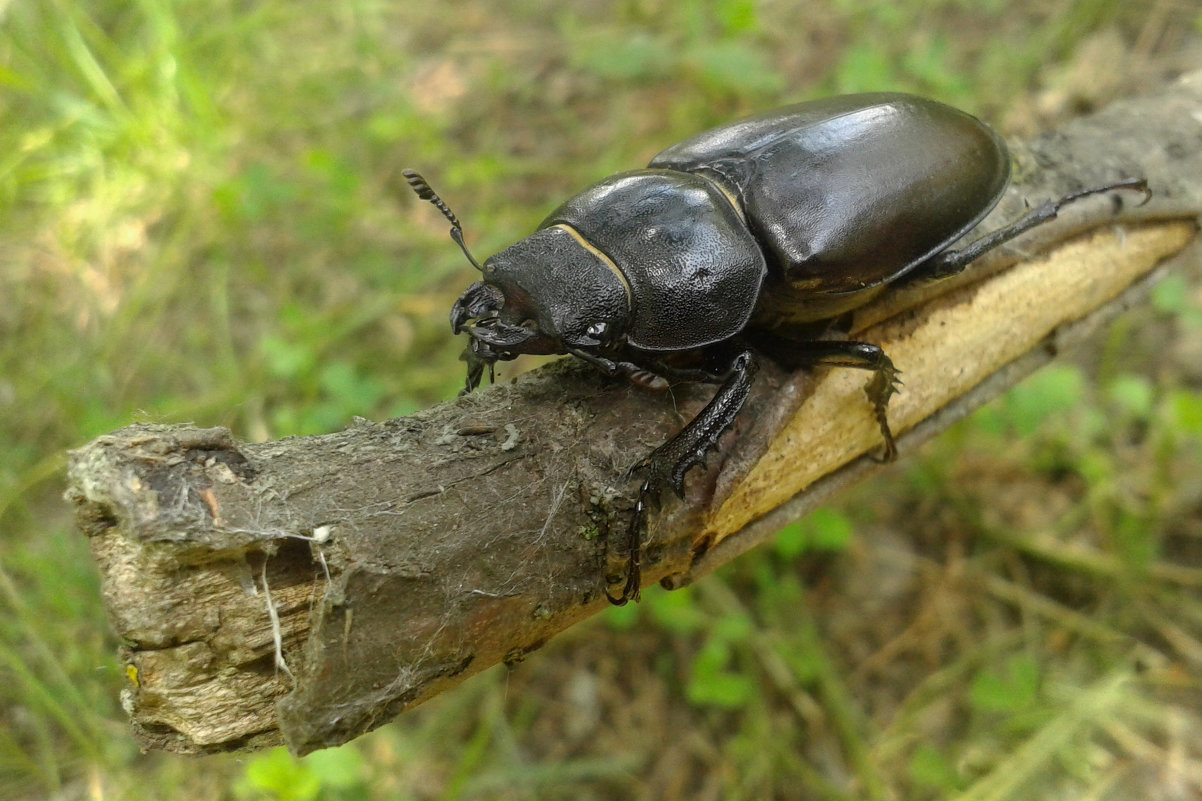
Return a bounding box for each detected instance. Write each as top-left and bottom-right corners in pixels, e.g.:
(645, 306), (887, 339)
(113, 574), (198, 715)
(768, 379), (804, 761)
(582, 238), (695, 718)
(543, 170), (766, 352)
(652, 93), (1010, 298)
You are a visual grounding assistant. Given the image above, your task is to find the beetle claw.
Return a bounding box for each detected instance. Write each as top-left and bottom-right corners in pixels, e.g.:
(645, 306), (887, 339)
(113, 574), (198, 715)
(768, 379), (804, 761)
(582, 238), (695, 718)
(605, 478), (649, 605)
(869, 434), (898, 463)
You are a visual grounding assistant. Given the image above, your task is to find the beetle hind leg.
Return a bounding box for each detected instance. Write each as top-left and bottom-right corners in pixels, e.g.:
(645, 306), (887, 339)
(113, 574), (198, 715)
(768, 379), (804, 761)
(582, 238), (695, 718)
(606, 350), (759, 605)
(917, 177), (1150, 282)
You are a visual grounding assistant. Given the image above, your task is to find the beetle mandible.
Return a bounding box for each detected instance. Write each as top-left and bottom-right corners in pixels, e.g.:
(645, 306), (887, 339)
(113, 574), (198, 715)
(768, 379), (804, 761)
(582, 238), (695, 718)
(405, 92), (1148, 605)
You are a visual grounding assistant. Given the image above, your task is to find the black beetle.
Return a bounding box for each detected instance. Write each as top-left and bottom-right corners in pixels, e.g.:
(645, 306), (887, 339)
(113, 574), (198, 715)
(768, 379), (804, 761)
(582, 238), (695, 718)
(404, 92), (1147, 605)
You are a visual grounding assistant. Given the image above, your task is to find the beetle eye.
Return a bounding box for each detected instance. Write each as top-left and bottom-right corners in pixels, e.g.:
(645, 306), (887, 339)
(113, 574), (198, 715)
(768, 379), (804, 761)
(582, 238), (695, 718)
(587, 322), (608, 339)
(519, 318), (539, 330)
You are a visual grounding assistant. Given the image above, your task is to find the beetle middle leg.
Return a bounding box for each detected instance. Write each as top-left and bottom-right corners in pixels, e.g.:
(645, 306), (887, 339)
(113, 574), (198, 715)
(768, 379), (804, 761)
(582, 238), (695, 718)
(799, 341), (901, 461)
(754, 334), (902, 462)
(606, 349), (758, 605)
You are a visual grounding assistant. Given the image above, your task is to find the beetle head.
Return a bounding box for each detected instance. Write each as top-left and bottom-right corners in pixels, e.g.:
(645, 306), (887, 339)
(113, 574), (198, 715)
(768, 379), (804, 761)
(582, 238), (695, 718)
(449, 225), (629, 357)
(468, 225), (629, 353)
(406, 170), (629, 391)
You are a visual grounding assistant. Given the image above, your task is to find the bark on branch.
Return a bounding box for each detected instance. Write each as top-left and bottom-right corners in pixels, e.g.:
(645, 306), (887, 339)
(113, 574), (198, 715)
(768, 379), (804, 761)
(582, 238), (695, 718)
(66, 73), (1202, 755)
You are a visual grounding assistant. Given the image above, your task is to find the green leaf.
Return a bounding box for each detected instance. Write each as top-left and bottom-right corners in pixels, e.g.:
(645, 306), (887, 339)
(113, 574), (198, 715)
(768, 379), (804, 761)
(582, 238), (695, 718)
(1150, 273), (1189, 315)
(237, 748), (320, 801)
(774, 520), (807, 559)
(835, 42), (898, 94)
(260, 334), (315, 381)
(1106, 374), (1154, 419)
(571, 32), (673, 81)
(1109, 510), (1157, 572)
(687, 668), (756, 708)
(969, 654), (1040, 714)
(690, 41), (784, 95)
(775, 508), (854, 558)
(687, 639), (755, 708)
(714, 0), (758, 35)
(908, 743), (962, 793)
(1002, 366), (1085, 436)
(646, 585), (706, 635)
(303, 745), (365, 790)
(808, 507), (854, 550)
(604, 599), (641, 631)
(1169, 389), (1202, 436)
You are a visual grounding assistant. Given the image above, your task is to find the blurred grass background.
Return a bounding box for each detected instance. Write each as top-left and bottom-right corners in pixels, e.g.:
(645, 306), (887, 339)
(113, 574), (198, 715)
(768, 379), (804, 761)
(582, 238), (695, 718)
(3, 0), (1202, 799)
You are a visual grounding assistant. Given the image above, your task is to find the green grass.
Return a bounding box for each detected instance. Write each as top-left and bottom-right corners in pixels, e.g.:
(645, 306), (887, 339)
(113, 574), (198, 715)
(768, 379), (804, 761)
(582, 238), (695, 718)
(2, 0), (1201, 798)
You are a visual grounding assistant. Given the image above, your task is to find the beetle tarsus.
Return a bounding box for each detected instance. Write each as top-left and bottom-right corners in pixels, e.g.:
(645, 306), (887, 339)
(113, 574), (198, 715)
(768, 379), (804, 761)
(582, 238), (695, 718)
(605, 477), (651, 605)
(865, 362), (902, 462)
(1060, 177), (1150, 208)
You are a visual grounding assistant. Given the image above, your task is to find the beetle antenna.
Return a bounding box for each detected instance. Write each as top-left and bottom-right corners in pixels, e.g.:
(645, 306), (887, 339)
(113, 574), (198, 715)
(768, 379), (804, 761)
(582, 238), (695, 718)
(403, 169), (485, 271)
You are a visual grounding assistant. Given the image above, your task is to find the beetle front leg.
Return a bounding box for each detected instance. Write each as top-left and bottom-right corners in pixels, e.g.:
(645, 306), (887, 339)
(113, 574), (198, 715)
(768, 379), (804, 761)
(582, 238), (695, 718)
(606, 350), (758, 605)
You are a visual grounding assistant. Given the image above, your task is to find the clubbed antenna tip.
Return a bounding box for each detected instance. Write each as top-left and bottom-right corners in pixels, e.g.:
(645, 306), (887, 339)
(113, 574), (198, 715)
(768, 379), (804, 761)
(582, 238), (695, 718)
(403, 169), (484, 272)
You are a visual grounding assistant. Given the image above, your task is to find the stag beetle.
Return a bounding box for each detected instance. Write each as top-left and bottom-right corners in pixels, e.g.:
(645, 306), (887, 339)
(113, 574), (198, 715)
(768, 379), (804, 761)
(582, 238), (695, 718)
(404, 92), (1148, 605)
